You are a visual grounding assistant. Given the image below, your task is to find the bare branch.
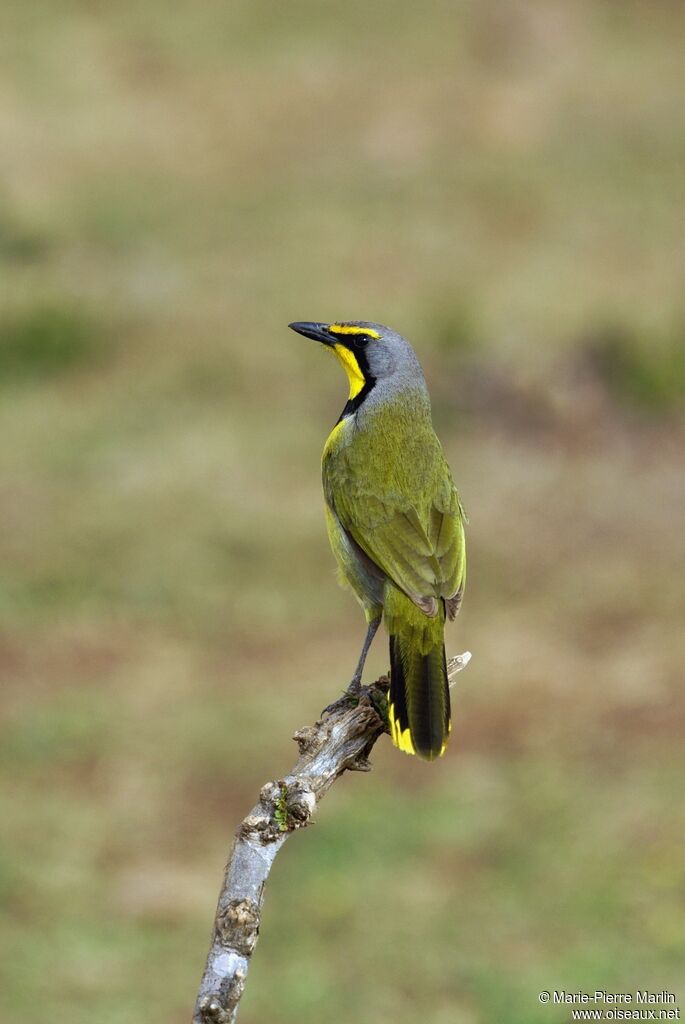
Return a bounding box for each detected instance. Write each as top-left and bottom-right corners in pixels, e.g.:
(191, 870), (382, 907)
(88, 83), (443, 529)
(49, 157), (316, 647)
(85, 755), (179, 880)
(192, 653), (472, 1024)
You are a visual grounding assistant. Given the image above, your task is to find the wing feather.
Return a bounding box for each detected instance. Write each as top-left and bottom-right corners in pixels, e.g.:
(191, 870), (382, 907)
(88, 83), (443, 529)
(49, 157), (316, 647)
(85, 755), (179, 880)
(334, 486), (465, 615)
(323, 418), (466, 615)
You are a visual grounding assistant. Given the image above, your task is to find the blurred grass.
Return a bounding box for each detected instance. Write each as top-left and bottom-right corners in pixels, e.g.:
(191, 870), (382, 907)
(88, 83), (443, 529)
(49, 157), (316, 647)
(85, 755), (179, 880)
(0, 303), (105, 381)
(1, 1), (684, 1022)
(582, 322), (685, 415)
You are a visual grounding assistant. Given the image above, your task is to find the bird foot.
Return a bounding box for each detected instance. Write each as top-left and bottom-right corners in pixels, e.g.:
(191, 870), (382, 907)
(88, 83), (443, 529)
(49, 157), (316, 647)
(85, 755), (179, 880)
(321, 679), (365, 717)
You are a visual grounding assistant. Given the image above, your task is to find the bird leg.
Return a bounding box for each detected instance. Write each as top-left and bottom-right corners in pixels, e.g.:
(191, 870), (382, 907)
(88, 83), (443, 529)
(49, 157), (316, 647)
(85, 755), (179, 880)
(349, 615), (381, 691)
(322, 616), (381, 716)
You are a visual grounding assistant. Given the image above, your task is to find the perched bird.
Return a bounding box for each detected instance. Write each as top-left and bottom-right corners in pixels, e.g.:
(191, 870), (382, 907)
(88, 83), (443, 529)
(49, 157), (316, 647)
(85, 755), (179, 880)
(289, 320), (467, 761)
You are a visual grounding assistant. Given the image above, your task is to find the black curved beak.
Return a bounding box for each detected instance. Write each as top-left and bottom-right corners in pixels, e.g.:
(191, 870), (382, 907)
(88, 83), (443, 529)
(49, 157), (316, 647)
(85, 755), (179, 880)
(288, 321), (333, 346)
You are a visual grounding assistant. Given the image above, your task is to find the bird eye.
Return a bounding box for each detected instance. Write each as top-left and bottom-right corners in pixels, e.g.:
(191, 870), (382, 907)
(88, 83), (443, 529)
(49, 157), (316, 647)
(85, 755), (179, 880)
(352, 334), (370, 348)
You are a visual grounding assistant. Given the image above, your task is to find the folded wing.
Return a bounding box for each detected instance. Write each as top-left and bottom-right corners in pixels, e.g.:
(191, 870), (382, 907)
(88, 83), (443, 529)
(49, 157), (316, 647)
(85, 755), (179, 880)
(330, 483), (466, 616)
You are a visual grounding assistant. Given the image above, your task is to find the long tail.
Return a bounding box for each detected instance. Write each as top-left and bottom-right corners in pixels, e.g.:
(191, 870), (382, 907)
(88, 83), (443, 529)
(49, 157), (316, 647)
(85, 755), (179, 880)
(386, 592), (450, 761)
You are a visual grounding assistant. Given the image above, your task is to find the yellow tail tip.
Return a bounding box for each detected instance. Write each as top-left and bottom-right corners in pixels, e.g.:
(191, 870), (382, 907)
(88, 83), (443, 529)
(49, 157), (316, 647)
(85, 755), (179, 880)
(388, 703), (450, 759)
(388, 703), (416, 755)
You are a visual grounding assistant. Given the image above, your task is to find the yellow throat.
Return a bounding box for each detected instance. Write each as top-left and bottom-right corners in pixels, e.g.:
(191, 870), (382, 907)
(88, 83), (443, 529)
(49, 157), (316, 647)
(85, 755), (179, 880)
(332, 343), (365, 400)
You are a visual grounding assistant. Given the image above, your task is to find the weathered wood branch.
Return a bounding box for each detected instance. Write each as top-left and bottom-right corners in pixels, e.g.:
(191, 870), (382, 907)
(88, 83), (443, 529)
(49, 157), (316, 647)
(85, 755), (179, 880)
(192, 652), (471, 1024)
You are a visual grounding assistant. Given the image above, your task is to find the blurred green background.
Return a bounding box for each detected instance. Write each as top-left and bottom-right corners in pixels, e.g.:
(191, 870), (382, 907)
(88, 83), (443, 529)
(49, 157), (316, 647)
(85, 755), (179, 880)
(1, 2), (684, 1022)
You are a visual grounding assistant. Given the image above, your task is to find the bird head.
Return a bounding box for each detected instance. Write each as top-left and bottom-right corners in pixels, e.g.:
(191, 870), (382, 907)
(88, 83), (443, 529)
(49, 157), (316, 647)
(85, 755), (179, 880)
(288, 320), (424, 403)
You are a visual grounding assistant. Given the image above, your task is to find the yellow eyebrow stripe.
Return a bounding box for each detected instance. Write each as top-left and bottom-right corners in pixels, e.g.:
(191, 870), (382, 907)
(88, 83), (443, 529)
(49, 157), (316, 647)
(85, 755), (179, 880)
(329, 324), (380, 339)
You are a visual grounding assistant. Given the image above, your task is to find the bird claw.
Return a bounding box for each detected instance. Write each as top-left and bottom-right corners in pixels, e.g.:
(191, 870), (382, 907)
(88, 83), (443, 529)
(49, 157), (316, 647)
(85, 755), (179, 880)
(321, 679), (364, 717)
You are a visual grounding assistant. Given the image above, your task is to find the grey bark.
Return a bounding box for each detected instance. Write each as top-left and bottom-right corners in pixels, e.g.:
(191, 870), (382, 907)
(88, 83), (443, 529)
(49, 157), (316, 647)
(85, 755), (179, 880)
(192, 653), (471, 1024)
